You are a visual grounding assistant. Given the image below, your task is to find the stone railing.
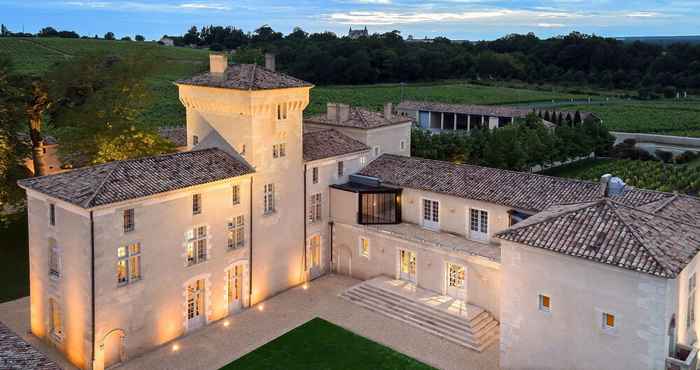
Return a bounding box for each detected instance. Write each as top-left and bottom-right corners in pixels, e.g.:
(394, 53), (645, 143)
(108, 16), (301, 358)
(667, 344), (698, 370)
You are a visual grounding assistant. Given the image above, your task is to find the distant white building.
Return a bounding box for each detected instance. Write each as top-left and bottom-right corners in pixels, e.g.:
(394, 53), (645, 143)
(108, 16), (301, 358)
(159, 36), (174, 46)
(348, 26), (368, 39)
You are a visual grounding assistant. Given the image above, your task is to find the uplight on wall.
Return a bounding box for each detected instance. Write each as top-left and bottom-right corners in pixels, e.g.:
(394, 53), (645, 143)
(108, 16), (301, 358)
(172, 344), (180, 352)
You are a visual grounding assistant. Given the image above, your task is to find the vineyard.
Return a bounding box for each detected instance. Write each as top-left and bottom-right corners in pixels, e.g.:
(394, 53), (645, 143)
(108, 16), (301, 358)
(544, 158), (700, 195)
(561, 99), (700, 137)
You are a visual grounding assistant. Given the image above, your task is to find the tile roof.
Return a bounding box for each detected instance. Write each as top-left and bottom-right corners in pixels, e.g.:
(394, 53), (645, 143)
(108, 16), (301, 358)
(158, 126), (187, 147)
(177, 64), (312, 91)
(305, 107), (412, 130)
(397, 101), (532, 118)
(639, 194), (700, 227)
(18, 148), (254, 208)
(496, 199), (700, 278)
(0, 322), (60, 370)
(358, 155), (670, 212)
(303, 129), (369, 162)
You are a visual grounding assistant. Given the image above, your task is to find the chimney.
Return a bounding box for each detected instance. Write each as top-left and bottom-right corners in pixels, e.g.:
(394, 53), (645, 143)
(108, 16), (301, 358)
(265, 53), (276, 72)
(338, 104), (350, 123)
(209, 54), (228, 75)
(326, 103), (338, 121)
(384, 102), (393, 119)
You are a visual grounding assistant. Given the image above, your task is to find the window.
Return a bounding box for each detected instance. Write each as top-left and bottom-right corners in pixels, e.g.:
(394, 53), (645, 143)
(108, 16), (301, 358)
(469, 209), (489, 240)
(192, 135), (199, 146)
(227, 216), (245, 249)
(117, 243), (141, 285)
(400, 140), (406, 151)
(312, 167), (319, 184)
(49, 298), (63, 341)
(309, 235), (321, 268)
(538, 294), (551, 312)
(49, 204), (55, 226)
(192, 194), (202, 215)
(48, 238), (60, 278)
(689, 274), (696, 328)
(187, 226), (207, 266)
(277, 104), (287, 120)
(309, 193), (322, 223)
(263, 184), (275, 214)
(422, 199), (439, 226)
(602, 312), (616, 329)
(359, 191), (401, 225)
(123, 209), (134, 233)
(360, 156), (366, 166)
(273, 143), (287, 159)
(232, 184), (240, 205)
(373, 146), (381, 157)
(337, 161), (344, 178)
(359, 237), (370, 258)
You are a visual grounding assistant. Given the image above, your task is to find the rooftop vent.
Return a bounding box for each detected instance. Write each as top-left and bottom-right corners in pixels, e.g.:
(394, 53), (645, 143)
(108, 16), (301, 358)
(384, 102), (393, 119)
(265, 53), (276, 72)
(326, 103), (350, 123)
(209, 54), (228, 75)
(607, 177), (626, 197)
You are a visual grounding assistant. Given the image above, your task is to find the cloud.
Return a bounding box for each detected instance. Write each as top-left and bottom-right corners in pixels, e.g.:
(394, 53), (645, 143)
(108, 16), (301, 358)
(326, 10), (515, 25)
(625, 11), (660, 18)
(351, 0), (392, 4)
(62, 1), (232, 12)
(178, 2), (231, 10)
(537, 23), (565, 28)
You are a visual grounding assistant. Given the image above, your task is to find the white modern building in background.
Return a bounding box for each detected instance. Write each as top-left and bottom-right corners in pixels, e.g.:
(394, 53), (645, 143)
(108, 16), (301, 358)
(18, 54), (700, 370)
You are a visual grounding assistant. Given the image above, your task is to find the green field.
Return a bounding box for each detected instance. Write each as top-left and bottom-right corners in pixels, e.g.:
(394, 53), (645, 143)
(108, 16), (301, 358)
(221, 318), (434, 370)
(561, 100), (700, 137)
(542, 158), (700, 195)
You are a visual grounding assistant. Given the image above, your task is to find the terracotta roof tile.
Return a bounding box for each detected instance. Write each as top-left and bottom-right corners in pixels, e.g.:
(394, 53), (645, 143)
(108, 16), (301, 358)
(305, 108), (412, 130)
(303, 129), (369, 162)
(18, 148), (254, 208)
(0, 322), (60, 370)
(177, 64), (312, 91)
(158, 126), (187, 147)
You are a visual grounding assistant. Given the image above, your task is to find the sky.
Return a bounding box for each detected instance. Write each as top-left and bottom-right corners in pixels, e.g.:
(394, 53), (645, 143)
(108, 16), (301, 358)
(2, 0), (699, 41)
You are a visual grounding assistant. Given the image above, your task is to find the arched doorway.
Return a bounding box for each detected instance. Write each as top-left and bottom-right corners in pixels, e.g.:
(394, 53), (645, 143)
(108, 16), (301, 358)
(101, 329), (126, 369)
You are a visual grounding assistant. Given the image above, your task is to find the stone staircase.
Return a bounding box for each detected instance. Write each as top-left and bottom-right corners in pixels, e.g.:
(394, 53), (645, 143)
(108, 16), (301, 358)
(341, 281), (499, 352)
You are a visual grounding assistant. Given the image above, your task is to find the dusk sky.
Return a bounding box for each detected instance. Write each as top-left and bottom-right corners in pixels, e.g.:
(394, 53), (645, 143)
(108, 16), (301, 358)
(3, 0), (699, 41)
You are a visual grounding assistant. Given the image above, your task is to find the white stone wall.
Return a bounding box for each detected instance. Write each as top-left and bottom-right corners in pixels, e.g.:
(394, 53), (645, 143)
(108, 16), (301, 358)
(500, 241), (670, 370)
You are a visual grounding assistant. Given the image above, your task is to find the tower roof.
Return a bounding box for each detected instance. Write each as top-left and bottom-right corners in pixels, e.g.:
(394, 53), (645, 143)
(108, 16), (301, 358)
(177, 64), (312, 91)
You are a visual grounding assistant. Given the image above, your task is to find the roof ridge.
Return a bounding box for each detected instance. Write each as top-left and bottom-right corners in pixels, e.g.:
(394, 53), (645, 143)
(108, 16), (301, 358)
(354, 107), (371, 128)
(653, 193), (679, 213)
(495, 200), (603, 237)
(83, 162), (121, 208)
(609, 197), (698, 227)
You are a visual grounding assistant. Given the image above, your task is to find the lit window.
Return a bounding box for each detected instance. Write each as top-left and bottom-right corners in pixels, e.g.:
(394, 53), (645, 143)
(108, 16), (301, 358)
(309, 193), (322, 223)
(273, 143), (287, 159)
(538, 294), (551, 312)
(48, 238), (60, 278)
(49, 298), (63, 341)
(187, 226), (207, 266)
(337, 161), (344, 177)
(193, 194), (202, 215)
(232, 184), (240, 205)
(603, 312), (615, 329)
(312, 167), (319, 184)
(192, 135), (199, 146)
(227, 216), (245, 249)
(689, 274), (696, 328)
(117, 243), (141, 285)
(309, 235), (321, 268)
(123, 209), (134, 233)
(49, 204), (55, 226)
(359, 237), (370, 258)
(264, 184), (275, 214)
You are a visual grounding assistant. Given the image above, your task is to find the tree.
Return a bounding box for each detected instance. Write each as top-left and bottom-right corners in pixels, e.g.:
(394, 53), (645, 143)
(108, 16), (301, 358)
(183, 26), (199, 45)
(1, 24), (10, 37)
(104, 32), (115, 40)
(0, 57), (30, 207)
(38, 27), (59, 37)
(121, 36), (132, 41)
(135, 35), (145, 42)
(25, 80), (52, 176)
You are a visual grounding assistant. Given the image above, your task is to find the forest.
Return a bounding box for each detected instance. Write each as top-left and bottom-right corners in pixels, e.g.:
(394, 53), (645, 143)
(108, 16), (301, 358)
(169, 25), (700, 95)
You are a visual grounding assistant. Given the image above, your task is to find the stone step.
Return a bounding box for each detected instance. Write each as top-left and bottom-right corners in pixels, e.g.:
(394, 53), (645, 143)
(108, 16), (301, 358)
(341, 283), (499, 352)
(348, 285), (496, 339)
(350, 284), (499, 338)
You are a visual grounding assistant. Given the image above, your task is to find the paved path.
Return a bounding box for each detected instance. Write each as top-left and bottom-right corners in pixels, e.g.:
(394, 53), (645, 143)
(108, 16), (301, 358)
(0, 275), (499, 370)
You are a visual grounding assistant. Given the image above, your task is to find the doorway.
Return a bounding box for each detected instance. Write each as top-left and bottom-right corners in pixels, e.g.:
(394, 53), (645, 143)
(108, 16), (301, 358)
(102, 329), (125, 369)
(399, 249), (417, 283)
(227, 266), (244, 314)
(187, 279), (206, 331)
(308, 234), (322, 279)
(446, 263), (467, 301)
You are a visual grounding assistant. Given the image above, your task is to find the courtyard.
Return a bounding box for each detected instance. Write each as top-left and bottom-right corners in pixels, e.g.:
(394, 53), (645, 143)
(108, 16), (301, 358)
(0, 274), (499, 370)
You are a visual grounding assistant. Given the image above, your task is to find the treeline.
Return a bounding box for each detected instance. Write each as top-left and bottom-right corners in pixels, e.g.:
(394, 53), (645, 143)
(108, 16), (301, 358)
(168, 25), (700, 95)
(0, 24), (145, 42)
(411, 114), (614, 171)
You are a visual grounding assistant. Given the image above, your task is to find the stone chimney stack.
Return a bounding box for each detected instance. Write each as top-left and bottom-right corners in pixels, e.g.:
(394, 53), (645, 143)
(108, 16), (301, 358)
(338, 104), (350, 123)
(209, 54), (228, 75)
(326, 103), (350, 123)
(265, 53), (276, 72)
(384, 102), (393, 119)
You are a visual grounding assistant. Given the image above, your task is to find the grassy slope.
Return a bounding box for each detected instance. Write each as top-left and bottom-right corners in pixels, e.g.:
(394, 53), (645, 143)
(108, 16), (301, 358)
(221, 318), (435, 370)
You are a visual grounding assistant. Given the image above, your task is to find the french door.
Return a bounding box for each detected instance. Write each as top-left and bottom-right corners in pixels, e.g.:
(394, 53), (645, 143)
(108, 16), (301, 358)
(399, 249), (417, 283)
(446, 263), (467, 301)
(422, 199), (439, 230)
(469, 209), (489, 242)
(308, 235), (322, 279)
(187, 279), (205, 331)
(227, 265), (244, 314)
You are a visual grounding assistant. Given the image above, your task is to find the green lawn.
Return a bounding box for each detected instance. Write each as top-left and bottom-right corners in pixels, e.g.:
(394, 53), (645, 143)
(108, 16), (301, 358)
(221, 318), (435, 370)
(0, 213), (29, 303)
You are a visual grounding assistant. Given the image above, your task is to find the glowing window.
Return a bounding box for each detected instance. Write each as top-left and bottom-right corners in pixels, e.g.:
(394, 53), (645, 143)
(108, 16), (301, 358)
(539, 294), (551, 312)
(603, 313), (615, 329)
(359, 237), (370, 258)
